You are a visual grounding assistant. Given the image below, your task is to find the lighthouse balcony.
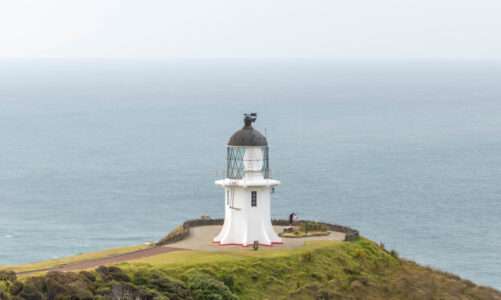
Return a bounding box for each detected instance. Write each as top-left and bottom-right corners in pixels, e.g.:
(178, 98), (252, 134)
(215, 178), (280, 188)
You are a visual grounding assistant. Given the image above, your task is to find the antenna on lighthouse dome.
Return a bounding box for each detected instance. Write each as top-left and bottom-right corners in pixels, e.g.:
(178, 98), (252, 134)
(244, 113), (257, 127)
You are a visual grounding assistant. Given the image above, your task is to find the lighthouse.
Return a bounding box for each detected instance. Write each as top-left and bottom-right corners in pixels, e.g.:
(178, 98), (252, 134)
(214, 113), (282, 246)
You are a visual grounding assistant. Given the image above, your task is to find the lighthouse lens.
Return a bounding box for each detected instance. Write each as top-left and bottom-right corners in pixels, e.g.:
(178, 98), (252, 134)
(243, 147), (264, 171)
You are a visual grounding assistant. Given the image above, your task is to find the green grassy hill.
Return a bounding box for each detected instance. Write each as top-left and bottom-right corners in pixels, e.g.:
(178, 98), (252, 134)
(1, 238), (500, 299)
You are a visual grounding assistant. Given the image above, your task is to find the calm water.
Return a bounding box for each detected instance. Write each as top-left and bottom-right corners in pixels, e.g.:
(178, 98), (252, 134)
(0, 59), (500, 289)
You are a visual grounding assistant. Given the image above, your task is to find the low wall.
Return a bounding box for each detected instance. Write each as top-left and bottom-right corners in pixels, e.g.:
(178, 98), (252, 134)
(157, 218), (359, 246)
(156, 218), (224, 246)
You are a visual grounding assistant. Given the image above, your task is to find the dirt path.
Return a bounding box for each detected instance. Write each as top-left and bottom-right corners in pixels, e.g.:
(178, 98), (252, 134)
(16, 246), (184, 276)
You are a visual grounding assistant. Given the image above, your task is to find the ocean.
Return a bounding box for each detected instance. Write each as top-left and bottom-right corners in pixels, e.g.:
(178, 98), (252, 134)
(0, 59), (500, 289)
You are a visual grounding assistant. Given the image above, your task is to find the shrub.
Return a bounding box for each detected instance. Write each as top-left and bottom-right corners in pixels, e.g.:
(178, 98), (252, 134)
(0, 290), (9, 300)
(134, 269), (191, 298)
(221, 274), (235, 291)
(96, 266), (130, 282)
(299, 222), (328, 233)
(79, 271), (96, 282)
(157, 225), (189, 246)
(187, 273), (238, 300)
(302, 252), (313, 263)
(9, 281), (23, 296)
(18, 283), (43, 300)
(0, 271), (16, 283)
(0, 267), (196, 300)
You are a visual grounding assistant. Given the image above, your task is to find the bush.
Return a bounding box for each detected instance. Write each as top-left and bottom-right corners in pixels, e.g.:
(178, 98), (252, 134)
(9, 281), (23, 296)
(390, 250), (399, 258)
(187, 273), (238, 300)
(96, 266), (130, 282)
(299, 222), (328, 233)
(0, 290), (9, 300)
(0, 266), (199, 300)
(0, 271), (16, 283)
(18, 284), (43, 300)
(220, 274), (235, 291)
(0, 271), (17, 282)
(302, 252), (313, 263)
(79, 271), (96, 282)
(132, 269), (191, 299)
(157, 225), (190, 246)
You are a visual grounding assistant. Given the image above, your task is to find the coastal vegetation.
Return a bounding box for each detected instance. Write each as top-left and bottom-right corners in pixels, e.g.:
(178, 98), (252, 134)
(279, 221), (331, 238)
(1, 238), (500, 299)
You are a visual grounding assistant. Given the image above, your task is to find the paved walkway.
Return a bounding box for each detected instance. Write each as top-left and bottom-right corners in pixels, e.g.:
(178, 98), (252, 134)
(168, 225), (345, 251)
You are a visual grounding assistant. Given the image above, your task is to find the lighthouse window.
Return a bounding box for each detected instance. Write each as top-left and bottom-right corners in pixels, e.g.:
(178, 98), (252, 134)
(251, 191), (257, 207)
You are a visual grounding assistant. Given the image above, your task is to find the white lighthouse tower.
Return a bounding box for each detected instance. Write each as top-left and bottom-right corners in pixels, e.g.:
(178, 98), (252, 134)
(214, 113), (282, 246)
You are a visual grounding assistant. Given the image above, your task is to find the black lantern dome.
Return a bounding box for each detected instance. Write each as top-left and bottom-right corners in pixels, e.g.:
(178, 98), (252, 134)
(228, 113), (267, 146)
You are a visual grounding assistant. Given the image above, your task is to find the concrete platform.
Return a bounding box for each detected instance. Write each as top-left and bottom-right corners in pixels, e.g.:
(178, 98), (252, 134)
(167, 225), (345, 252)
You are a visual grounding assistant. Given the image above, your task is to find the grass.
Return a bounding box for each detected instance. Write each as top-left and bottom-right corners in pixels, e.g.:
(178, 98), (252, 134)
(125, 240), (340, 269)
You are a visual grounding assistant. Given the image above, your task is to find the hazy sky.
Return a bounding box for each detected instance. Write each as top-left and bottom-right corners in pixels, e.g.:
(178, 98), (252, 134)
(1, 0), (501, 60)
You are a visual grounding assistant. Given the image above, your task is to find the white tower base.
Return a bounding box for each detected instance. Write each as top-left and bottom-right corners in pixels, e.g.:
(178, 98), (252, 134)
(214, 178), (282, 246)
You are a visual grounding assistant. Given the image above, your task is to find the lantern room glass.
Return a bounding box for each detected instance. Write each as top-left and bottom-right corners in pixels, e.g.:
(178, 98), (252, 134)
(226, 146), (270, 179)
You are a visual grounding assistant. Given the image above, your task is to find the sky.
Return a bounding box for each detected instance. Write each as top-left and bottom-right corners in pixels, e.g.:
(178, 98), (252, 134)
(1, 0), (501, 60)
